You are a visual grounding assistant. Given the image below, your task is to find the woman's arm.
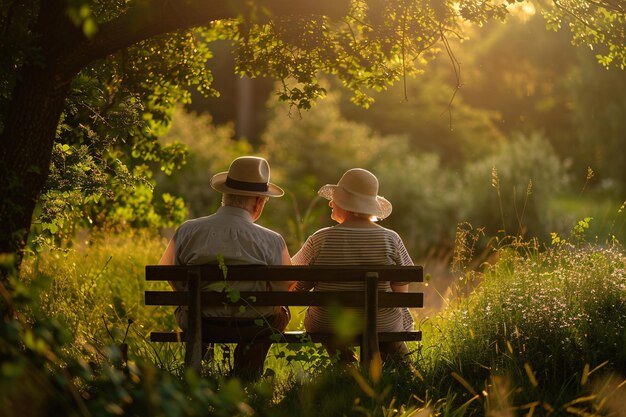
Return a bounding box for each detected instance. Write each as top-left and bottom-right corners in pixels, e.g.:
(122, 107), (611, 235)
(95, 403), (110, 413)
(391, 283), (409, 293)
(271, 244), (294, 291)
(289, 235), (316, 291)
(391, 232), (413, 293)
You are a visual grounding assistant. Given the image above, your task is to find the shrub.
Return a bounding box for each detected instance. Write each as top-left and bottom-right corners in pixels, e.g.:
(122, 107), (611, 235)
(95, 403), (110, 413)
(2, 274), (252, 417)
(262, 90), (465, 253)
(373, 144), (464, 253)
(156, 107), (253, 219)
(462, 132), (570, 242)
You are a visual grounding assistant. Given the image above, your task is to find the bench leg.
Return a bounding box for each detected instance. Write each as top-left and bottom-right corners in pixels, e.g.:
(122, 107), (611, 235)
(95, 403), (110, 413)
(185, 270), (202, 372)
(362, 272), (380, 368)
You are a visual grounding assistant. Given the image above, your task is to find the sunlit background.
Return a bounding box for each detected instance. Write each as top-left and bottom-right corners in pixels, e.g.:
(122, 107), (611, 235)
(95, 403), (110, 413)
(151, 10), (625, 313)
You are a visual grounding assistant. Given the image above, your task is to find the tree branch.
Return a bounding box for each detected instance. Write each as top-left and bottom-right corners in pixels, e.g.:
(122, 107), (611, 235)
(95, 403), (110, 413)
(54, 0), (350, 85)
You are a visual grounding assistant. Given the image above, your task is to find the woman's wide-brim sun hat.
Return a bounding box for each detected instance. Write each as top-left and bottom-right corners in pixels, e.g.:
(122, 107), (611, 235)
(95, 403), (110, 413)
(210, 156), (284, 197)
(318, 168), (392, 220)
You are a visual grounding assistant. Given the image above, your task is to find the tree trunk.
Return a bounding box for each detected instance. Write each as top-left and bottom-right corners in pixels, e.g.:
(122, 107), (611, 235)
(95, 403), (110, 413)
(0, 74), (72, 285)
(0, 0), (77, 286)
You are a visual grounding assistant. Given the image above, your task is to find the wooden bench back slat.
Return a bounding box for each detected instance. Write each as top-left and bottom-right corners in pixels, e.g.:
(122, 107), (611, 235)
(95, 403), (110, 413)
(146, 265), (423, 283)
(145, 290), (424, 308)
(150, 330), (422, 344)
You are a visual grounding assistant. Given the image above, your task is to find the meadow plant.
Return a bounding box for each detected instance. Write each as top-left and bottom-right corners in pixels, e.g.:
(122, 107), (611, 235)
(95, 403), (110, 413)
(20, 231), (181, 367)
(426, 238), (626, 411)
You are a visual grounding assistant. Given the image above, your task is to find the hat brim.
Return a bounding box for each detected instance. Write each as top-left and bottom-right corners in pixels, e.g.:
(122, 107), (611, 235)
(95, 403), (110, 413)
(210, 172), (284, 197)
(318, 184), (392, 220)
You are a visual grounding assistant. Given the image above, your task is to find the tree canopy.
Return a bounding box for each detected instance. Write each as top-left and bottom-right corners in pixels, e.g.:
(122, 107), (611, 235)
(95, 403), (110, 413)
(0, 0), (624, 278)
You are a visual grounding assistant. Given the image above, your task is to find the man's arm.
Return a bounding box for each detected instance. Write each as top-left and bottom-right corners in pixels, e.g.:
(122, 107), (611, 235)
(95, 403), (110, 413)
(159, 238), (183, 291)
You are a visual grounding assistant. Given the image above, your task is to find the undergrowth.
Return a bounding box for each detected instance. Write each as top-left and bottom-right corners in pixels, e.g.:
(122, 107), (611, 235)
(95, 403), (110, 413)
(7, 227), (626, 416)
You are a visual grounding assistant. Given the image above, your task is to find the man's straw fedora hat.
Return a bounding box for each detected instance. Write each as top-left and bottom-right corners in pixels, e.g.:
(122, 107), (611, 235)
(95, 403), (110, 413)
(210, 156), (284, 197)
(318, 168), (392, 219)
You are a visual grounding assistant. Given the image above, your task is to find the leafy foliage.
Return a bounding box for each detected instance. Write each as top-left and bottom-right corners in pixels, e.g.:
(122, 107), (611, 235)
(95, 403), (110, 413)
(541, 0), (626, 69)
(33, 28), (221, 247)
(2, 270), (253, 417)
(235, 0), (454, 108)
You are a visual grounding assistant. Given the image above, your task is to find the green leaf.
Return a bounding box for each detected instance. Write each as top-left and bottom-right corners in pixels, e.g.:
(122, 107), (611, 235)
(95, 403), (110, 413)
(227, 288), (240, 303)
(48, 223), (59, 234)
(83, 18), (98, 38)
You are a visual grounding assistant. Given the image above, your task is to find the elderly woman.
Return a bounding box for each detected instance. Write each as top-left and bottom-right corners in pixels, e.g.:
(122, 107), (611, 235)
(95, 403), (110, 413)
(291, 168), (414, 363)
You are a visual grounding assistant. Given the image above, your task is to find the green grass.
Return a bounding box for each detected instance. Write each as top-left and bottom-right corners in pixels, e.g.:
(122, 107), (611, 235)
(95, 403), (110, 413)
(13, 230), (626, 416)
(20, 231), (184, 368)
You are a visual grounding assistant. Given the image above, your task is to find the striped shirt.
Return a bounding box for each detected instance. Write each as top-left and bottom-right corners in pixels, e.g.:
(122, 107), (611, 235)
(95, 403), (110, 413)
(292, 225), (415, 332)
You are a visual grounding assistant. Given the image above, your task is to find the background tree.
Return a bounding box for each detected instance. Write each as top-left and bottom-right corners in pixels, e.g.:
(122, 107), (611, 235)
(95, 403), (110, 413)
(261, 89), (466, 253)
(155, 107), (253, 220)
(567, 54), (626, 191)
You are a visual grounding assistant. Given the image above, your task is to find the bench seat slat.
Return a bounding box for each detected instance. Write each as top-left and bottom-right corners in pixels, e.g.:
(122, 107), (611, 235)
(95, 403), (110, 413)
(150, 330), (422, 344)
(146, 265), (423, 283)
(145, 291), (424, 308)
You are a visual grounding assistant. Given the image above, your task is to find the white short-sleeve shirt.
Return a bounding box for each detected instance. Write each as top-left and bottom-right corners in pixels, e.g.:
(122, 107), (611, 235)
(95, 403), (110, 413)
(174, 206), (287, 317)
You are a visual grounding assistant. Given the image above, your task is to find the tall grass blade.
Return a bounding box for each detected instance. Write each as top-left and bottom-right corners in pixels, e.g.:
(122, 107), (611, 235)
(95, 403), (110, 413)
(524, 363), (538, 388)
(451, 371), (478, 397)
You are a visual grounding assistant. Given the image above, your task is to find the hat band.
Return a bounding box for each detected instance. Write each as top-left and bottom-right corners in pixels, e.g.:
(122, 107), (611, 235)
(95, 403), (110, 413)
(225, 176), (269, 192)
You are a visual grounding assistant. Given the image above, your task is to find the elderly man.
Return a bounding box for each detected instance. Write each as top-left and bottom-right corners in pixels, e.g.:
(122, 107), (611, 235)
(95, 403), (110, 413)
(159, 156), (291, 378)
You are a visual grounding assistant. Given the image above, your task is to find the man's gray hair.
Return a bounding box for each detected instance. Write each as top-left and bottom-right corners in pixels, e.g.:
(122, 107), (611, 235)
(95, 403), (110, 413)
(222, 193), (259, 210)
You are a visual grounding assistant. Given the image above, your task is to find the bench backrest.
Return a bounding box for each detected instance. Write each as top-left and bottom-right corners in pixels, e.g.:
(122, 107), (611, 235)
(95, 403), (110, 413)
(145, 264), (424, 370)
(145, 265), (424, 308)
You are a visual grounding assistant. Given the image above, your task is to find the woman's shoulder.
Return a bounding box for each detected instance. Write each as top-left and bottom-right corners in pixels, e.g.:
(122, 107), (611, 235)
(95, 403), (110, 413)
(374, 226), (406, 243)
(307, 226), (336, 239)
(379, 225), (401, 237)
(311, 225), (337, 234)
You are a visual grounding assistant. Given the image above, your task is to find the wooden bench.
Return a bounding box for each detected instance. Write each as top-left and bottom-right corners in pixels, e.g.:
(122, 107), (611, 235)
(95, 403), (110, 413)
(145, 265), (423, 371)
